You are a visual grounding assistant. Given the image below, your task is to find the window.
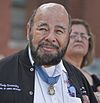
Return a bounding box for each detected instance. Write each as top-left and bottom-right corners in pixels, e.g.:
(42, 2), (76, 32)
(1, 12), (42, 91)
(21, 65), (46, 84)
(9, 0), (27, 48)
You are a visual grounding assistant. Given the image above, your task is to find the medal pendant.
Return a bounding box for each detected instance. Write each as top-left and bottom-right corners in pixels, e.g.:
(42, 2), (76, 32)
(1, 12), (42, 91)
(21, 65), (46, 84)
(48, 85), (55, 95)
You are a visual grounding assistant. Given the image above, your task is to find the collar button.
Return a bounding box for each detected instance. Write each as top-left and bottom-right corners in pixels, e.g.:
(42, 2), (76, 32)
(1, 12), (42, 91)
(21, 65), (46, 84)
(30, 68), (34, 72)
(29, 91), (33, 95)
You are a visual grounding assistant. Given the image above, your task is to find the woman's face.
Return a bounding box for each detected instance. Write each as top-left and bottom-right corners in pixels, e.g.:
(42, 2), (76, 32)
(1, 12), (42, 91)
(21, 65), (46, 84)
(66, 24), (90, 57)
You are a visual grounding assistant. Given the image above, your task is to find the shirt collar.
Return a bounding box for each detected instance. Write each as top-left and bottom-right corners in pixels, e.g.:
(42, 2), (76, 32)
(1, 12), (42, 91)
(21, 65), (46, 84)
(28, 46), (34, 65)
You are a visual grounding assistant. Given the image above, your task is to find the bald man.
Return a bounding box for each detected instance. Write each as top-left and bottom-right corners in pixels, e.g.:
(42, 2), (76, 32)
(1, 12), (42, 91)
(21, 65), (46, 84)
(0, 3), (97, 103)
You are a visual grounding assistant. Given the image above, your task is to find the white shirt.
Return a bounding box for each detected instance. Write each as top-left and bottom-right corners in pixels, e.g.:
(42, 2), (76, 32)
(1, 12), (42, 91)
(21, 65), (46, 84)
(28, 47), (82, 103)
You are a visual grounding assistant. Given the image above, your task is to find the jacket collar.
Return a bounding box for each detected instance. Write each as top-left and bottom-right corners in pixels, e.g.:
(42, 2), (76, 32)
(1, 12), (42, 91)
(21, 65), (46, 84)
(19, 46), (33, 69)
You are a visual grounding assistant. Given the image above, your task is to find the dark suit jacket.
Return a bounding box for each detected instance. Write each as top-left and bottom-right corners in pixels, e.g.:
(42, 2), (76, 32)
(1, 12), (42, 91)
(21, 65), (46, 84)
(0, 47), (97, 103)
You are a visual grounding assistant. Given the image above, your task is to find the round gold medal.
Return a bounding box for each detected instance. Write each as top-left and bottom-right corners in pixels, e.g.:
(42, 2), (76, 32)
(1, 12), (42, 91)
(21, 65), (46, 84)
(48, 85), (55, 95)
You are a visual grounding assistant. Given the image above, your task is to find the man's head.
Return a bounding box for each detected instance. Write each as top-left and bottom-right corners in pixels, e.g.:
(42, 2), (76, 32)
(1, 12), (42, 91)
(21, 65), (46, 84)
(66, 18), (94, 68)
(27, 3), (71, 66)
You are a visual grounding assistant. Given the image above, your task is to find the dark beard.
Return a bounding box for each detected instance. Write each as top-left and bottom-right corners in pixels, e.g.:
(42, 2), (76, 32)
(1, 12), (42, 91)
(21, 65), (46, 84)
(29, 35), (68, 66)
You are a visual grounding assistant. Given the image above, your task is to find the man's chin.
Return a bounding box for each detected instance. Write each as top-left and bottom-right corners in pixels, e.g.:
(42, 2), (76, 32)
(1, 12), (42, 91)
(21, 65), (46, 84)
(34, 55), (61, 66)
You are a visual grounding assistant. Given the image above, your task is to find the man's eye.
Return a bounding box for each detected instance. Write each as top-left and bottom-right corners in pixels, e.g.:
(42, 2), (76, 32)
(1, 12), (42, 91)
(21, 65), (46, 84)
(37, 28), (48, 31)
(56, 30), (64, 35)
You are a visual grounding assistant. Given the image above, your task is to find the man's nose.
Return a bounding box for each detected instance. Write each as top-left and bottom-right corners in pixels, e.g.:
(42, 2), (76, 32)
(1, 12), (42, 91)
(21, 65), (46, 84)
(44, 31), (56, 42)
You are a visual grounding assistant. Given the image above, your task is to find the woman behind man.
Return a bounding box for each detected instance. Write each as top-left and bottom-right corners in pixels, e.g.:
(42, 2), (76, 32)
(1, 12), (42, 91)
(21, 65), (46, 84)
(64, 18), (100, 92)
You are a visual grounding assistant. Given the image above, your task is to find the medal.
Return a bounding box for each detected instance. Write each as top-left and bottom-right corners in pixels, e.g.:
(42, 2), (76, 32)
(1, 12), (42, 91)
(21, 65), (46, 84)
(35, 66), (60, 96)
(48, 85), (55, 95)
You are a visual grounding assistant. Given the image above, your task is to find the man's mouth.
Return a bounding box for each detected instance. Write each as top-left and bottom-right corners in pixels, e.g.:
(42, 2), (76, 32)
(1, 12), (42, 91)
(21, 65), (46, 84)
(37, 41), (59, 53)
(40, 45), (57, 52)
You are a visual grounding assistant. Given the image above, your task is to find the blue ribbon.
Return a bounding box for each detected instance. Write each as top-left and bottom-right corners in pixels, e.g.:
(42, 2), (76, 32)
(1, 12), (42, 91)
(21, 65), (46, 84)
(35, 65), (60, 85)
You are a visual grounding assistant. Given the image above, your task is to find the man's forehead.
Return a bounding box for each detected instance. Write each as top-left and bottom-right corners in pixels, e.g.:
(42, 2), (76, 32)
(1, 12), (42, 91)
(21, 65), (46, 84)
(31, 3), (70, 30)
(36, 21), (67, 30)
(34, 3), (69, 23)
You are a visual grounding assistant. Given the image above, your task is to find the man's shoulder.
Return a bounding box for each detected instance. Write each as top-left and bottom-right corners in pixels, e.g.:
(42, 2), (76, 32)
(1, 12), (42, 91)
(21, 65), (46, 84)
(62, 59), (85, 78)
(62, 59), (80, 71)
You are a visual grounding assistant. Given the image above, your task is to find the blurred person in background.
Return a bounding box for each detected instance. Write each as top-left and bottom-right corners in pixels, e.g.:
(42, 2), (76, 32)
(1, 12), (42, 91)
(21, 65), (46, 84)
(64, 18), (100, 92)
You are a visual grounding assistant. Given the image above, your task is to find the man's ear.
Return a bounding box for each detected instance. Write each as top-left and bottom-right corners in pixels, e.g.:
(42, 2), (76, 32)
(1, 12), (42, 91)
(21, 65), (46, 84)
(27, 23), (31, 40)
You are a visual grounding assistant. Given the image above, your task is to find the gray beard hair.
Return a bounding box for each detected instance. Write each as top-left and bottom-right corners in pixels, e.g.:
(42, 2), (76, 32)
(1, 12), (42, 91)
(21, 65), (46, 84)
(29, 34), (69, 66)
(30, 43), (67, 66)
